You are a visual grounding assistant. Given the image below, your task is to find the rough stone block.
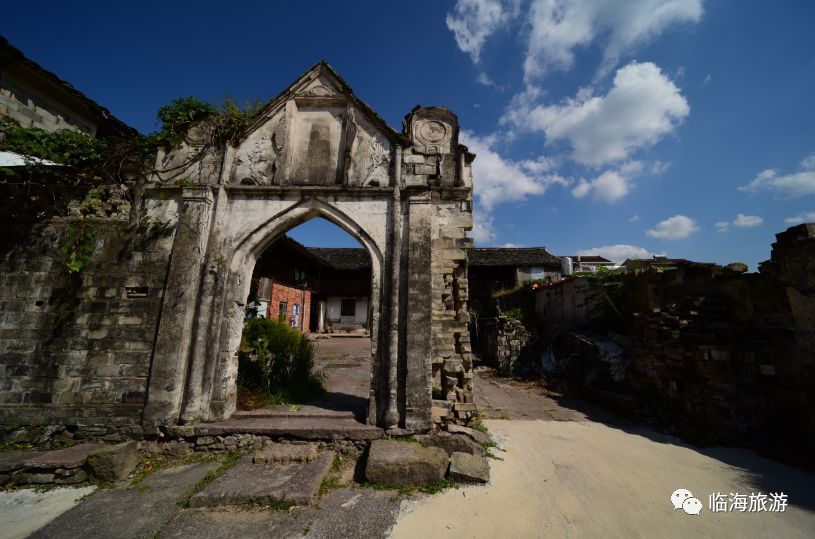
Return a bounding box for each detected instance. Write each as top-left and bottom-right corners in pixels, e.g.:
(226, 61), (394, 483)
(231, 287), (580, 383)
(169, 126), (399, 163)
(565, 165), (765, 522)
(22, 443), (106, 469)
(253, 443), (318, 463)
(365, 439), (448, 486)
(418, 430), (485, 458)
(448, 452), (489, 483)
(86, 441), (139, 481)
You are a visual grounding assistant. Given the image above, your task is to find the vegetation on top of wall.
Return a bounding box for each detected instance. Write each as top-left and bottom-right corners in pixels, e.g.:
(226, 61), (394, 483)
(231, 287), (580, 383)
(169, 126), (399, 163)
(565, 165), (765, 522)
(237, 318), (325, 407)
(0, 96), (262, 272)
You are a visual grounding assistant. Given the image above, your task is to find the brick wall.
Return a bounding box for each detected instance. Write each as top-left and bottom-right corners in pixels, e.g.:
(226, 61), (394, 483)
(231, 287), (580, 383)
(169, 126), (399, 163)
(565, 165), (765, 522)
(267, 282), (311, 334)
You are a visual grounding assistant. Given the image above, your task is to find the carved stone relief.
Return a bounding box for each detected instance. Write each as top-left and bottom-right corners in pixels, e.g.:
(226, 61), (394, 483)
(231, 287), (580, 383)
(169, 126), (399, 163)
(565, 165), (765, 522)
(347, 109), (391, 187)
(232, 111), (286, 185)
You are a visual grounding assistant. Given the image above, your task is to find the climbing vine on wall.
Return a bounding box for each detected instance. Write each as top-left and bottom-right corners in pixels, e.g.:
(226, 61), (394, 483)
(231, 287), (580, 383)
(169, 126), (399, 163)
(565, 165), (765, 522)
(0, 96), (262, 272)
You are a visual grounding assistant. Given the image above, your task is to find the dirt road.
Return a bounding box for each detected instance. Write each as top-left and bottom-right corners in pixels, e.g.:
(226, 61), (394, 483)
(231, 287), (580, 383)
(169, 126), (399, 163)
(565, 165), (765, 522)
(391, 369), (815, 538)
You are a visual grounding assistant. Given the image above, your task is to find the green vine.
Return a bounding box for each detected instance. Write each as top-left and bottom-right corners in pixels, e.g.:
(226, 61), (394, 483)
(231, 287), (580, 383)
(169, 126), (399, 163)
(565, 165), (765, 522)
(60, 222), (96, 273)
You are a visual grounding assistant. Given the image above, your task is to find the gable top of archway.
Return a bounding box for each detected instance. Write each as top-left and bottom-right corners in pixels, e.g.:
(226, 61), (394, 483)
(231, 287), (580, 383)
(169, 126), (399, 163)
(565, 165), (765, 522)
(238, 61), (409, 147)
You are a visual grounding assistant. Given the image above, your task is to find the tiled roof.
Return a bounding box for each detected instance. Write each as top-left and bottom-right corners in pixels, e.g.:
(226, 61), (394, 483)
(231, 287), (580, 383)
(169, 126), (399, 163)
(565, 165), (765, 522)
(466, 247), (561, 268)
(306, 247), (370, 271)
(566, 256), (613, 264)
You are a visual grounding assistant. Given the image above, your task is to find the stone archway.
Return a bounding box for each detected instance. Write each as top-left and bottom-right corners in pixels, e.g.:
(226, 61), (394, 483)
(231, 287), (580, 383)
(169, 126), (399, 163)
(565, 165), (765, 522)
(142, 62), (476, 433)
(211, 199), (386, 425)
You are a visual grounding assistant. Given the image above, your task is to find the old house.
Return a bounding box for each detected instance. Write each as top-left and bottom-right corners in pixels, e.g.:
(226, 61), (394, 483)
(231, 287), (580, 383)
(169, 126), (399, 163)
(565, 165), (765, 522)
(250, 235), (372, 334)
(564, 255), (616, 273)
(0, 36), (133, 137)
(466, 247), (561, 316)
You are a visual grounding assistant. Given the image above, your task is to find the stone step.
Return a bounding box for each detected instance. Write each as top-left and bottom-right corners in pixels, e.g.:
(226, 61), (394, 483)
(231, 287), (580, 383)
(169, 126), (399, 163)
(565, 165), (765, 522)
(190, 451), (335, 507)
(232, 405), (359, 420)
(191, 417), (384, 441)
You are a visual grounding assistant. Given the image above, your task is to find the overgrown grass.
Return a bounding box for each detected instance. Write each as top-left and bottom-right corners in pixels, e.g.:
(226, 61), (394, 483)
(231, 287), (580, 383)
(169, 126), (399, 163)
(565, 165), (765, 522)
(130, 451), (219, 486)
(176, 452), (241, 508)
(360, 477), (459, 497)
(237, 318), (325, 407)
(318, 454), (344, 495)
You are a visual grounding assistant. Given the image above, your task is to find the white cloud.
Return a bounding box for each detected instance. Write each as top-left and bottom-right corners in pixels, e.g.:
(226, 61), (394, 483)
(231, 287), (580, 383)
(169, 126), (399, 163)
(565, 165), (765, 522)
(523, 0), (703, 80)
(499, 242), (524, 247)
(504, 62), (690, 166)
(646, 214), (700, 239)
(801, 153), (815, 170)
(576, 244), (658, 264)
(471, 207), (495, 243)
(739, 168), (815, 199)
(629, 214), (640, 223)
(462, 130), (568, 210)
(733, 213), (763, 228)
(702, 73), (712, 85)
(446, 0), (519, 63)
(572, 170), (630, 202)
(784, 212), (815, 225)
(715, 214), (764, 232)
(476, 72), (495, 87)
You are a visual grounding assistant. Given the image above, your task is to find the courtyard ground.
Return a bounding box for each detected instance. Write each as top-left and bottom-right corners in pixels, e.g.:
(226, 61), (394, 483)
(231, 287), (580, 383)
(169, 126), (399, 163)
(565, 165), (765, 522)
(3, 352), (815, 538)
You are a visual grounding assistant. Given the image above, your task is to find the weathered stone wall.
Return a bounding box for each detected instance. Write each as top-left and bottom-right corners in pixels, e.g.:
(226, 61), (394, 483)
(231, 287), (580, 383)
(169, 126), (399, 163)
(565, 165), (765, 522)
(627, 224), (815, 452)
(482, 316), (529, 376)
(535, 224), (815, 456)
(0, 212), (176, 437)
(0, 77), (96, 135)
(0, 63), (476, 437)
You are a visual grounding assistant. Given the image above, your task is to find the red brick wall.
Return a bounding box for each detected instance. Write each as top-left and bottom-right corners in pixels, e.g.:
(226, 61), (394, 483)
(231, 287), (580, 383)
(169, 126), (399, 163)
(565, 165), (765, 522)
(267, 282), (311, 334)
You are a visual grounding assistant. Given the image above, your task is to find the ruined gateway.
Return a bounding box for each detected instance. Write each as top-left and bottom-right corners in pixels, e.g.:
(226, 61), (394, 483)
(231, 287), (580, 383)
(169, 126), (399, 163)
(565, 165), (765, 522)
(0, 63), (477, 436)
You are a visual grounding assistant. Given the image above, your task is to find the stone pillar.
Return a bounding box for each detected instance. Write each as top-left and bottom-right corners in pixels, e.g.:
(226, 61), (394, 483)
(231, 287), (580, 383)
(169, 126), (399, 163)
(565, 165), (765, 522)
(404, 193), (433, 431)
(143, 186), (214, 431)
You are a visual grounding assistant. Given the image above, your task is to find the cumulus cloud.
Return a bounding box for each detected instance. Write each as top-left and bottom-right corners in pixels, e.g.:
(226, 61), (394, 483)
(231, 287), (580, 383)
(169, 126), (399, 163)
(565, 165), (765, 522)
(629, 214), (640, 223)
(784, 212), (815, 225)
(504, 62), (690, 166)
(462, 130), (569, 210)
(733, 214), (763, 228)
(714, 221), (730, 233)
(576, 244), (658, 264)
(471, 207), (496, 243)
(646, 214), (700, 239)
(446, 0), (519, 63)
(739, 154), (815, 199)
(464, 130), (569, 244)
(572, 170), (629, 202)
(523, 0), (703, 80)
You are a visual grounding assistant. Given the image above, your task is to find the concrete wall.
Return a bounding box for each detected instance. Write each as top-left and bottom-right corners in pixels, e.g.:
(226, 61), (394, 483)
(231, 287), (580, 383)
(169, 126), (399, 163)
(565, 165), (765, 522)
(325, 296), (367, 325)
(535, 277), (595, 327)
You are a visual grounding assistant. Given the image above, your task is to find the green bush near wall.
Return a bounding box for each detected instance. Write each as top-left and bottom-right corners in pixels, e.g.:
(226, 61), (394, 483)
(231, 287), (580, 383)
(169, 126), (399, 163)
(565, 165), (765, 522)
(237, 318), (324, 404)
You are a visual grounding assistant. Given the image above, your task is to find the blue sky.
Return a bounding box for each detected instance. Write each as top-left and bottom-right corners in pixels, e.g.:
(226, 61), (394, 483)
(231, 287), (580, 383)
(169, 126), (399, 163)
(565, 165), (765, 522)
(5, 1), (815, 268)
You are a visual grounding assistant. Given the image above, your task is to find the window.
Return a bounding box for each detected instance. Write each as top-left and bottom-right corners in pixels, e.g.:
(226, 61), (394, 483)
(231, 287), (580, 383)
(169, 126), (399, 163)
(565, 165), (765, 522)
(530, 266), (546, 279)
(341, 298), (356, 317)
(278, 301), (288, 320)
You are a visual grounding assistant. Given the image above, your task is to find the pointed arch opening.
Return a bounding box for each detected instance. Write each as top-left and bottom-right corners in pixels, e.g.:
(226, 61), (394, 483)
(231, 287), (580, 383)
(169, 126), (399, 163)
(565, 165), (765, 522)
(210, 199), (385, 424)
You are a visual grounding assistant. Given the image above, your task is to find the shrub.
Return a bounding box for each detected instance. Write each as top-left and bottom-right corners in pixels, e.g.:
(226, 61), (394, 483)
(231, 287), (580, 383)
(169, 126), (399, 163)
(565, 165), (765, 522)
(237, 318), (324, 404)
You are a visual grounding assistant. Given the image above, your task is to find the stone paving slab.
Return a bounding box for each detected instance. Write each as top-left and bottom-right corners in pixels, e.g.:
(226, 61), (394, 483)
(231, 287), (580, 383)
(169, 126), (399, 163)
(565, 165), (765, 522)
(22, 444), (106, 469)
(0, 450), (37, 473)
(29, 462), (218, 539)
(161, 488), (402, 539)
(233, 406), (357, 419)
(190, 451), (335, 507)
(193, 417), (383, 440)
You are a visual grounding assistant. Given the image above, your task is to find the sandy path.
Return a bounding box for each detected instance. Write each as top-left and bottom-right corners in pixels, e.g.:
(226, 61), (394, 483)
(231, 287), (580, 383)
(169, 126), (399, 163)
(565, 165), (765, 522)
(391, 420), (815, 538)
